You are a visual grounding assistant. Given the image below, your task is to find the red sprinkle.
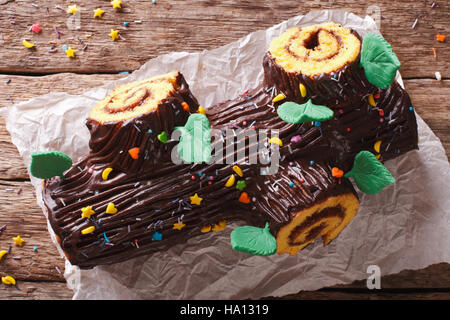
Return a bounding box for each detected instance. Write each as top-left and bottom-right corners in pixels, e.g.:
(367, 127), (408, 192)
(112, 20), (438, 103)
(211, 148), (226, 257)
(379, 109), (385, 116)
(299, 178), (305, 183)
(191, 175), (196, 180)
(379, 118), (384, 123)
(347, 127), (351, 132)
(374, 92), (381, 99)
(339, 109), (344, 114)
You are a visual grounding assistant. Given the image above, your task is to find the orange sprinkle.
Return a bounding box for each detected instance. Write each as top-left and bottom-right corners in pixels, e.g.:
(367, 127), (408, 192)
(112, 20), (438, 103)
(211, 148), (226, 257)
(331, 167), (344, 178)
(432, 47), (437, 58)
(128, 147), (140, 160)
(181, 102), (190, 112)
(436, 34), (446, 42)
(238, 192), (251, 204)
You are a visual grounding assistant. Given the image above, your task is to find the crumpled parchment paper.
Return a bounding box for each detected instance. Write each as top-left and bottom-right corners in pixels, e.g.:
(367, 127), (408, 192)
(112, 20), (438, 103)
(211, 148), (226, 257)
(1, 10), (449, 300)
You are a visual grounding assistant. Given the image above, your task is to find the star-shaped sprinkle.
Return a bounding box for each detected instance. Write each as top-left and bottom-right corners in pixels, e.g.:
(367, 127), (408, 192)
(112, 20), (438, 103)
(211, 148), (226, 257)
(152, 232), (162, 241)
(236, 180), (246, 191)
(31, 24), (41, 33)
(93, 8), (105, 18)
(13, 235), (24, 247)
(173, 221), (186, 231)
(111, 0), (122, 9)
(189, 193), (203, 205)
(212, 220), (226, 232)
(109, 29), (120, 41)
(81, 206), (95, 219)
(65, 47), (76, 58)
(67, 4), (79, 15)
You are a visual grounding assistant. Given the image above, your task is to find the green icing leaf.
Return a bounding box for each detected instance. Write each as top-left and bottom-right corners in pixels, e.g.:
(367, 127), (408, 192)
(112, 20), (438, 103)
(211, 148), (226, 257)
(230, 222), (277, 256)
(360, 33), (401, 89)
(30, 151), (72, 179)
(174, 113), (211, 163)
(344, 151), (395, 194)
(277, 100), (334, 124)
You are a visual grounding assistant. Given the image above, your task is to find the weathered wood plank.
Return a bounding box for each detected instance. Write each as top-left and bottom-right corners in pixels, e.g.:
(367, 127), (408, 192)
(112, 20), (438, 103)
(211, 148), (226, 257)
(1, 75), (448, 181)
(0, 180), (65, 282)
(0, 0), (448, 78)
(0, 280), (72, 300)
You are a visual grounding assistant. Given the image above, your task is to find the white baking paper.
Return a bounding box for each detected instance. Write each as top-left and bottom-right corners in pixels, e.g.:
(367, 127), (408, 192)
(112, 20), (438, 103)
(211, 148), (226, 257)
(1, 10), (449, 300)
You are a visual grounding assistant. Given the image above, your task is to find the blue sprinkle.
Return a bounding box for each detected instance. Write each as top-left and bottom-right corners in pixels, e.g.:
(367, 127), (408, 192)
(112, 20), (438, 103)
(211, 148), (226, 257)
(309, 160), (315, 166)
(33, 247), (38, 252)
(148, 129), (153, 133)
(333, 74), (337, 79)
(198, 171), (203, 177)
(123, 22), (129, 27)
(61, 44), (68, 51)
(103, 232), (110, 243)
(314, 121), (321, 127)
(152, 0), (156, 3)
(409, 106), (413, 111)
(118, 71), (130, 74)
(288, 181), (294, 187)
(152, 232), (162, 241)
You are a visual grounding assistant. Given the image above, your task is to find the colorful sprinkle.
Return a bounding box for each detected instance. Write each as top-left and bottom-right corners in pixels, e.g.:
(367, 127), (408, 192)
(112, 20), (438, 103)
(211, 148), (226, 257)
(102, 167), (113, 180)
(128, 147), (140, 159)
(299, 83), (307, 98)
(157, 131), (168, 143)
(272, 93), (285, 103)
(212, 220), (227, 232)
(67, 4), (79, 15)
(368, 94), (376, 107)
(105, 203), (118, 214)
(290, 135), (302, 144)
(1, 276), (16, 286)
(232, 165), (243, 177)
(198, 106), (206, 115)
(436, 34), (446, 42)
(201, 225), (212, 233)
(81, 206), (95, 219)
(93, 8), (105, 18)
(0, 250), (7, 261)
(31, 24), (41, 33)
(268, 137), (283, 147)
(288, 181), (294, 187)
(225, 174), (236, 187)
(189, 193), (203, 205)
(61, 44), (68, 51)
(236, 180), (246, 191)
(123, 22), (129, 27)
(109, 29), (120, 41)
(314, 121), (321, 127)
(238, 192), (251, 204)
(65, 47), (76, 58)
(309, 160), (315, 166)
(111, 0), (122, 9)
(22, 39), (35, 49)
(409, 106), (414, 111)
(13, 235), (24, 247)
(374, 140), (382, 153)
(331, 167), (344, 178)
(173, 221), (185, 231)
(81, 226), (95, 235)
(181, 102), (190, 112)
(152, 232), (162, 241)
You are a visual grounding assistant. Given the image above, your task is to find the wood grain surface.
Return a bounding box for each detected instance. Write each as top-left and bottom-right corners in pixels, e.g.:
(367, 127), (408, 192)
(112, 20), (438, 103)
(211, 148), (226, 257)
(0, 0), (448, 300)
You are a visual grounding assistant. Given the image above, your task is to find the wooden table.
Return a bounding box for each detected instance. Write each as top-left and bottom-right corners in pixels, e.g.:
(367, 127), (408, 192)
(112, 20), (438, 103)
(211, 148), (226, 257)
(0, 0), (448, 300)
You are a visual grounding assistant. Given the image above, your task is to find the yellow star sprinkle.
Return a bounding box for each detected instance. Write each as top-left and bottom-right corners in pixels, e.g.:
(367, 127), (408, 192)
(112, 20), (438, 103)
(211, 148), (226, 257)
(1, 276), (15, 286)
(109, 29), (120, 41)
(67, 4), (79, 15)
(93, 8), (105, 18)
(212, 220), (227, 232)
(198, 106), (206, 115)
(173, 221), (186, 231)
(65, 47), (76, 58)
(13, 235), (24, 247)
(189, 193), (203, 205)
(81, 206), (95, 219)
(111, 0), (122, 9)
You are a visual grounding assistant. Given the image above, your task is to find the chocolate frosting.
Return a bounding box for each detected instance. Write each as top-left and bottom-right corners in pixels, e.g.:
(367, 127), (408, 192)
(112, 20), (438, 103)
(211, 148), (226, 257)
(42, 28), (418, 268)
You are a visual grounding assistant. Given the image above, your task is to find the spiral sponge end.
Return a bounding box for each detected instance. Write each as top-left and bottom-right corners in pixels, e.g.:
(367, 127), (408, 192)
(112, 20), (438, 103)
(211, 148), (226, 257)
(276, 193), (359, 255)
(268, 22), (361, 77)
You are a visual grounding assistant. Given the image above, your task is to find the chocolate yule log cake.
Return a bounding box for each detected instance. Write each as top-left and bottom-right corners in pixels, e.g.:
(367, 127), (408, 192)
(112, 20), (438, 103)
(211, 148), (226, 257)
(36, 22), (419, 268)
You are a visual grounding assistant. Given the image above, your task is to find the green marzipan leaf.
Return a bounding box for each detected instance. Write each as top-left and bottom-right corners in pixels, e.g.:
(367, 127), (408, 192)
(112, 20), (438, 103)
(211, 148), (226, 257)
(175, 113), (212, 163)
(230, 222), (277, 256)
(277, 100), (334, 124)
(344, 151), (395, 195)
(30, 151), (73, 179)
(360, 33), (401, 89)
